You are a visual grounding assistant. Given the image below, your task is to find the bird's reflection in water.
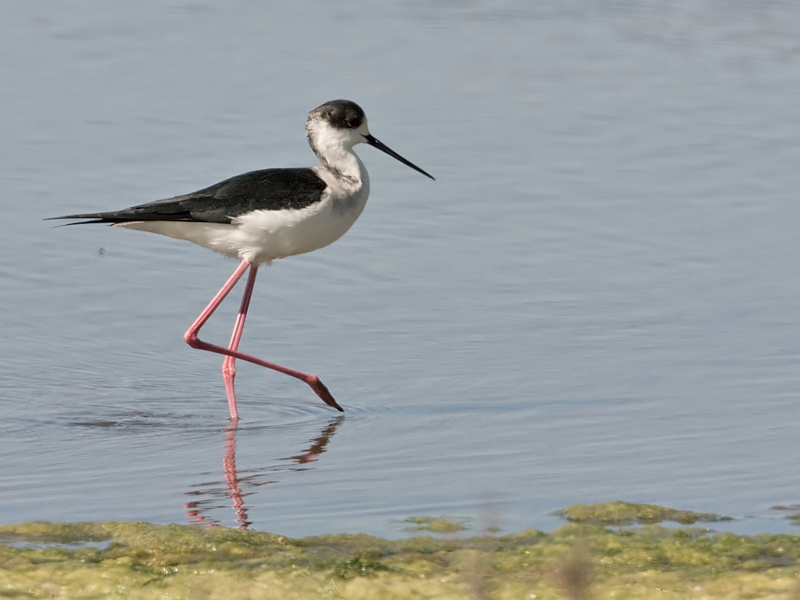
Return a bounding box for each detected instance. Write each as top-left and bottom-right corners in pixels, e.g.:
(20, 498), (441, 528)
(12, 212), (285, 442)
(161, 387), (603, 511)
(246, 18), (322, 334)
(184, 417), (344, 529)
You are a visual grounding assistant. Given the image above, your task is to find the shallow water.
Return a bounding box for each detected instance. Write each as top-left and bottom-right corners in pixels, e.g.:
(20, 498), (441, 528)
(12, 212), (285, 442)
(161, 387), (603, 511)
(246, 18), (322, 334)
(2, 1), (800, 537)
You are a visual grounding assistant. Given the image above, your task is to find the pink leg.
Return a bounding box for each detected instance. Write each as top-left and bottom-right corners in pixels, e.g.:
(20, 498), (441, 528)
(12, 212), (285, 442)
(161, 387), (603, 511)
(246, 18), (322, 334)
(184, 259), (250, 421)
(221, 264), (258, 420)
(184, 259), (343, 420)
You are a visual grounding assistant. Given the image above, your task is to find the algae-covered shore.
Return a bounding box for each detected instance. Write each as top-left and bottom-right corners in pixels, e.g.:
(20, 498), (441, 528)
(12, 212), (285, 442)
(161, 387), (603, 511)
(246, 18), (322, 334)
(1, 502), (799, 599)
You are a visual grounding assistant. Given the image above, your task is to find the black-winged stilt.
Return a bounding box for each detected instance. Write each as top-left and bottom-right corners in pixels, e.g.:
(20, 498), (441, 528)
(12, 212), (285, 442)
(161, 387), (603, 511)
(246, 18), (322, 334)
(51, 99), (434, 421)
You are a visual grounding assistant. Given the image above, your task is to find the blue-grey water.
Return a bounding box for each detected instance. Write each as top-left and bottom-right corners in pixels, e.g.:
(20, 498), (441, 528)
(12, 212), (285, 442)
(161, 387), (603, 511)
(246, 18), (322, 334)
(2, 1), (800, 538)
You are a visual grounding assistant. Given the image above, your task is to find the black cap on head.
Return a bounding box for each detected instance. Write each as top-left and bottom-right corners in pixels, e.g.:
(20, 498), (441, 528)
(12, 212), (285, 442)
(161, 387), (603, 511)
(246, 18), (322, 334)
(311, 99), (366, 130)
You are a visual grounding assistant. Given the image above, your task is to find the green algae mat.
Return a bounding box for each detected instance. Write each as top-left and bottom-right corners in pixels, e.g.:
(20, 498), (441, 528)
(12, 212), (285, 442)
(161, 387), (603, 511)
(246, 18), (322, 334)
(1, 502), (799, 599)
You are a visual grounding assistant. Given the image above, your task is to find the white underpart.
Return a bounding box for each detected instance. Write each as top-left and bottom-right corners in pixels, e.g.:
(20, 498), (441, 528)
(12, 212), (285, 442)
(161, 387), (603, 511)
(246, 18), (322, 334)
(117, 118), (372, 265)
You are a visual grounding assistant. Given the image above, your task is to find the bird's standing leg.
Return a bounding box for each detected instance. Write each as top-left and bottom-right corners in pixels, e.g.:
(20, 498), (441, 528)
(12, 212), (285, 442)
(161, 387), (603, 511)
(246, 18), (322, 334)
(184, 258), (251, 421)
(221, 264), (258, 420)
(184, 259), (343, 419)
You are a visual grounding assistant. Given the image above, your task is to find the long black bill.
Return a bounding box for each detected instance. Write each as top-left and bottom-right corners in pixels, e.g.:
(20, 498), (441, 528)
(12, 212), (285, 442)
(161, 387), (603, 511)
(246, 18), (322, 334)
(365, 134), (435, 180)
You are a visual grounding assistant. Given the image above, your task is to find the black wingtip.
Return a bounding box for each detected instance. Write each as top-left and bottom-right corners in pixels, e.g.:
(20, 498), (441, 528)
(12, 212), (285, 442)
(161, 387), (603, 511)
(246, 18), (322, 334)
(45, 216), (112, 227)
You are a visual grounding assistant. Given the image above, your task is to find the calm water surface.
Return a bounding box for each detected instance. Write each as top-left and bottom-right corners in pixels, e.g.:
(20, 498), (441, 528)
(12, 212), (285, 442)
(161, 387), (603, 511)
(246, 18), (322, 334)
(2, 1), (800, 537)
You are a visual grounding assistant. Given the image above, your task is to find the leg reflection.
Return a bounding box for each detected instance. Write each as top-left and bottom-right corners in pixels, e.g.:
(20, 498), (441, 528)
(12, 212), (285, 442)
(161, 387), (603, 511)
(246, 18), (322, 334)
(185, 417), (345, 528)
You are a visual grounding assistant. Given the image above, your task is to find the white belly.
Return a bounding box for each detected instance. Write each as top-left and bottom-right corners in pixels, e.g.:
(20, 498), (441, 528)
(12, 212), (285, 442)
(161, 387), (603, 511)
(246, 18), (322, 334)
(117, 187), (368, 265)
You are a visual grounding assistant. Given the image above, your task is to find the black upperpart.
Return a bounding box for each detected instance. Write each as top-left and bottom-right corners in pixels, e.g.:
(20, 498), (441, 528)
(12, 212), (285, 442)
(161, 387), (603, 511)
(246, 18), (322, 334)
(49, 168), (327, 225)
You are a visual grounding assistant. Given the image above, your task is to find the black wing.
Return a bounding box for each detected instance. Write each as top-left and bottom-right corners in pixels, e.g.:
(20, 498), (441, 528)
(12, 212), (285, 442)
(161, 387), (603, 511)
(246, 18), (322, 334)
(50, 168), (328, 225)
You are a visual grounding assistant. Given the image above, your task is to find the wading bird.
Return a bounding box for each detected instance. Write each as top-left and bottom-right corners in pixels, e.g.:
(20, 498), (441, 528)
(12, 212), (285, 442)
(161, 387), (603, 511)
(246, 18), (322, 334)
(52, 99), (434, 421)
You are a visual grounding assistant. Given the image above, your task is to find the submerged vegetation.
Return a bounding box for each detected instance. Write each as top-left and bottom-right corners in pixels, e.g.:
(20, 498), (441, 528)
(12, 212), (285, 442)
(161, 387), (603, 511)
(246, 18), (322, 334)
(557, 500), (732, 526)
(401, 515), (471, 534)
(0, 502), (798, 599)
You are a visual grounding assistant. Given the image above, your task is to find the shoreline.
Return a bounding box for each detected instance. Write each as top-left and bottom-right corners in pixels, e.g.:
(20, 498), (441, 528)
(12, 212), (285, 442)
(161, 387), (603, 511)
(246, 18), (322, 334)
(1, 502), (799, 599)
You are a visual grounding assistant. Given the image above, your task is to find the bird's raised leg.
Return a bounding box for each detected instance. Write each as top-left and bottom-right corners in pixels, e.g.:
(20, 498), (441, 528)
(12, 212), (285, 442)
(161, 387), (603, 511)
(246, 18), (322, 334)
(184, 259), (343, 419)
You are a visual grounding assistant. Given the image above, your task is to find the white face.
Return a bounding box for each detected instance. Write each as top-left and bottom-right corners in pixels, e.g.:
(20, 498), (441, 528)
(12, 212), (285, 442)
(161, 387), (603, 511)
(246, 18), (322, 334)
(353, 118), (370, 142)
(305, 99), (434, 180)
(306, 99), (369, 150)
(307, 115), (369, 155)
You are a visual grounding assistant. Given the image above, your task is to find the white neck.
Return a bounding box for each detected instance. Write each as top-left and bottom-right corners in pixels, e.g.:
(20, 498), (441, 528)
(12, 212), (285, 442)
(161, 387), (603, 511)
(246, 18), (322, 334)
(307, 120), (368, 184)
